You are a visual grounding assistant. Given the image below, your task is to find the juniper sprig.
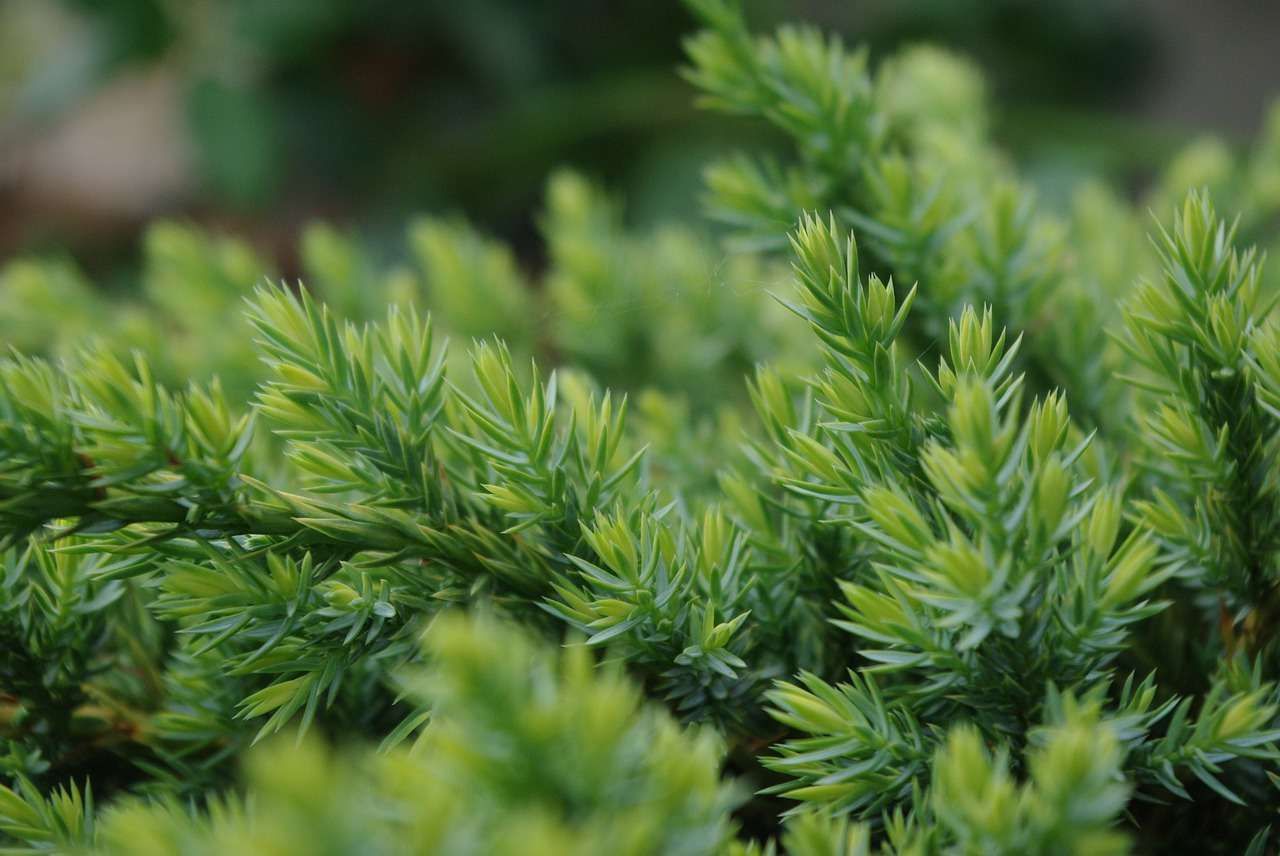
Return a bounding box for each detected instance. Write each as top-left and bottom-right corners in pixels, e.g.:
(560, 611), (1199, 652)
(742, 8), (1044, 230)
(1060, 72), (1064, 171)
(4, 3), (1280, 854)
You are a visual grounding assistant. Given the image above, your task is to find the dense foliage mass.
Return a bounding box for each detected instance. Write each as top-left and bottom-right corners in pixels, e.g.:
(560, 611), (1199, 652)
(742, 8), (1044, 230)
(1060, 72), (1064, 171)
(5, 2), (1280, 853)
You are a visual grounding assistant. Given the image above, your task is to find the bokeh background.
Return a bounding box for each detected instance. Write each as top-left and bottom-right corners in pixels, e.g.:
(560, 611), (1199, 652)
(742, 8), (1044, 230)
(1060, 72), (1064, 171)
(1, 0), (1279, 281)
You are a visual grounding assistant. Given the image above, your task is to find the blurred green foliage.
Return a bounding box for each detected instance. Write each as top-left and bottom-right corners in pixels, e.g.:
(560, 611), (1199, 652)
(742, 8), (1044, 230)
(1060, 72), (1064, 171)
(0, 0), (1182, 253)
(3, 1), (1280, 854)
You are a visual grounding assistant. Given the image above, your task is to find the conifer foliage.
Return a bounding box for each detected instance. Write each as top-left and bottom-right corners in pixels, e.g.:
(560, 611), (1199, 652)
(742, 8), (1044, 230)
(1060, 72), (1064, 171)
(4, 2), (1280, 854)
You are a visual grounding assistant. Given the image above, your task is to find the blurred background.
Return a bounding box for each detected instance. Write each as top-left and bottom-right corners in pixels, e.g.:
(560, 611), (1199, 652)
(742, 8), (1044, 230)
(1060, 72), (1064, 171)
(1, 0), (1279, 282)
